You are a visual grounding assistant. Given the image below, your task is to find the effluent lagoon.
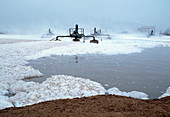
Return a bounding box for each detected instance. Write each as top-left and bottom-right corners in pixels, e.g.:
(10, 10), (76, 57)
(26, 47), (170, 99)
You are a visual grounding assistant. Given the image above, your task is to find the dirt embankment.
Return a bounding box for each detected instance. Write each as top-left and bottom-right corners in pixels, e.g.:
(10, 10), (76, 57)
(0, 95), (170, 117)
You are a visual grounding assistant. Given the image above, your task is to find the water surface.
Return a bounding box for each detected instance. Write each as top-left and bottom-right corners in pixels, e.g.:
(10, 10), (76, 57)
(26, 47), (170, 99)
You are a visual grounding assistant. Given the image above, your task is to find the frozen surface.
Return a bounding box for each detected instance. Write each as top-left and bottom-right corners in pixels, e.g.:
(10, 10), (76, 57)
(0, 34), (170, 109)
(107, 87), (148, 99)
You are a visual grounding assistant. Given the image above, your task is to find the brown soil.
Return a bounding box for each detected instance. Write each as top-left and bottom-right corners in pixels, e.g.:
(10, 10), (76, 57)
(0, 95), (170, 117)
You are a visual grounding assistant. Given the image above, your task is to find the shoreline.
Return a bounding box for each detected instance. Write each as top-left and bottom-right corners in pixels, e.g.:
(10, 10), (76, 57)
(1, 95), (170, 117)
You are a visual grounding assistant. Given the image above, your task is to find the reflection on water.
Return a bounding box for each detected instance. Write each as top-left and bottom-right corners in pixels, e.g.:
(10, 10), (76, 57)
(26, 47), (170, 99)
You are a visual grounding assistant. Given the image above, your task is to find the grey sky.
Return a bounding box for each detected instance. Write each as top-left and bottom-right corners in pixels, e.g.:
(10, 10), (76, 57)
(0, 0), (170, 34)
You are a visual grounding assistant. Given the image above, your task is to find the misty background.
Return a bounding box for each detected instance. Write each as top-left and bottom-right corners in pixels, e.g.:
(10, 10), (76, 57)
(0, 0), (170, 34)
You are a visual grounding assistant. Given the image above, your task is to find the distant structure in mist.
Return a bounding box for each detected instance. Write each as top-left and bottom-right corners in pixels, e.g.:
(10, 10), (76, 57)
(41, 28), (54, 38)
(137, 26), (156, 35)
(89, 28), (111, 39)
(0, 32), (6, 34)
(160, 28), (170, 36)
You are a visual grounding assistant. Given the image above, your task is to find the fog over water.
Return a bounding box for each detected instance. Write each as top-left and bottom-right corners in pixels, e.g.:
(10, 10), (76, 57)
(0, 0), (170, 34)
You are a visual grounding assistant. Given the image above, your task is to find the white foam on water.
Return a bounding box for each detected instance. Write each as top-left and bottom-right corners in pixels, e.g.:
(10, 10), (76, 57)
(107, 87), (148, 99)
(10, 75), (106, 107)
(0, 34), (170, 109)
(159, 87), (170, 98)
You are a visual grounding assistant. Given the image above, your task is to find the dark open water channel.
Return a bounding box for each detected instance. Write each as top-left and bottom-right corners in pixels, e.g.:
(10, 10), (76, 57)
(26, 47), (170, 99)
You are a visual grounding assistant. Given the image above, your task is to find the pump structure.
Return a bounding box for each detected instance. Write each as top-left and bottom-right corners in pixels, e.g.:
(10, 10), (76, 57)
(89, 28), (111, 39)
(55, 24), (99, 44)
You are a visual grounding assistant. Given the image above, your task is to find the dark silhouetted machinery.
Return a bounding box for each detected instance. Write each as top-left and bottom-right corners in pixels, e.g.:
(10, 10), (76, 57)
(55, 24), (99, 44)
